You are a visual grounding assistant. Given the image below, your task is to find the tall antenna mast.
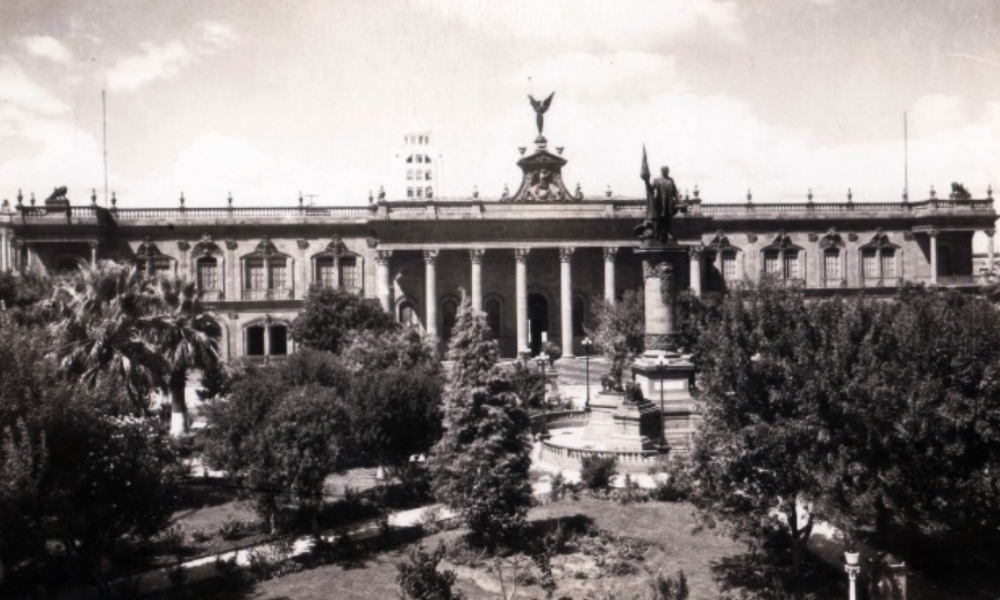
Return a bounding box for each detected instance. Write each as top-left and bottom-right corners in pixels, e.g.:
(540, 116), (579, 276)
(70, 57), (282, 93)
(102, 90), (109, 206)
(903, 111), (909, 197)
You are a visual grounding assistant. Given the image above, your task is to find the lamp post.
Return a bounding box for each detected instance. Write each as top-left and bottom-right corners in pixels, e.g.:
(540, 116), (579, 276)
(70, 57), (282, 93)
(582, 337), (593, 410)
(536, 351), (550, 439)
(656, 353), (667, 450)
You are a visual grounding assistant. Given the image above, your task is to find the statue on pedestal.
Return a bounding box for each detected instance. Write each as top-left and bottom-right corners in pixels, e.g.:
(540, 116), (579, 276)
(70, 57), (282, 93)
(636, 147), (680, 243)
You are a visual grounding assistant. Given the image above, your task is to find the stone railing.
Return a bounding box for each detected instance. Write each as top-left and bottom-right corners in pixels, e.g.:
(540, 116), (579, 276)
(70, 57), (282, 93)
(539, 439), (662, 469)
(200, 289), (224, 302)
(3, 194), (991, 228)
(241, 288), (294, 301)
(530, 410), (589, 434)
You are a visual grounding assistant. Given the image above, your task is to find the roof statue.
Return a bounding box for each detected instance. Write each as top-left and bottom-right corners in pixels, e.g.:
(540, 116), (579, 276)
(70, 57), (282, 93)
(511, 92), (576, 202)
(528, 92), (554, 136)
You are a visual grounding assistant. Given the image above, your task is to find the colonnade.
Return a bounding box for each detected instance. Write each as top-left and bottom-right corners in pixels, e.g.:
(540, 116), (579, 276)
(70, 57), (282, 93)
(375, 246), (640, 357)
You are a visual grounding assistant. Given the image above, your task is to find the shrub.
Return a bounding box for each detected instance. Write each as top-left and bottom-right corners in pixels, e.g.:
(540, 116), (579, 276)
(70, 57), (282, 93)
(580, 455), (618, 490)
(397, 544), (465, 600)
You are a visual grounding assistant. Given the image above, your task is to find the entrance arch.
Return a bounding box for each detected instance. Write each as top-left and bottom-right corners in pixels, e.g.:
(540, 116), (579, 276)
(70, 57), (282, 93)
(528, 293), (549, 355)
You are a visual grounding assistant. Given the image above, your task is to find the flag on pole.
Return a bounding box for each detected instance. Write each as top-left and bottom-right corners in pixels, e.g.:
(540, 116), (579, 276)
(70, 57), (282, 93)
(640, 145), (650, 181)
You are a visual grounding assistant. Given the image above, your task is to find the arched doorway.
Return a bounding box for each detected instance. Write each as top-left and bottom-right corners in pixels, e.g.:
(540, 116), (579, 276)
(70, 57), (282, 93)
(528, 293), (548, 355)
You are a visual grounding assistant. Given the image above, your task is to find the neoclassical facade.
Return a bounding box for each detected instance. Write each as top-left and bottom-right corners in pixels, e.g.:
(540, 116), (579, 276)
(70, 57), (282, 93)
(1, 134), (995, 362)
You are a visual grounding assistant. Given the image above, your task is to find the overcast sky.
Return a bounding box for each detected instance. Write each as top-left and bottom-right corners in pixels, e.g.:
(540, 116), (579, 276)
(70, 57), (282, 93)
(1, 0), (998, 209)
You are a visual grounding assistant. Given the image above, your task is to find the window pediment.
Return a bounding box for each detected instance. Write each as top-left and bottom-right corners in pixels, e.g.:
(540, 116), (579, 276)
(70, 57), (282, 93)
(860, 229), (899, 250)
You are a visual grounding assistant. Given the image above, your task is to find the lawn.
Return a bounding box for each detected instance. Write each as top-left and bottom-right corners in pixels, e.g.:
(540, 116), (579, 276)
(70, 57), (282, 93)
(233, 499), (747, 600)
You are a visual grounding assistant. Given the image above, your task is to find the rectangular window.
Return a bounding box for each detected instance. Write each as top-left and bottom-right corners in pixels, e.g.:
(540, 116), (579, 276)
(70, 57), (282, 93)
(824, 249), (840, 281)
(722, 252), (738, 281)
(198, 260), (219, 290)
(247, 258), (265, 290)
(406, 170), (413, 180)
(340, 257), (358, 291)
(784, 251), (799, 280)
(317, 257), (335, 287)
(862, 250), (878, 279)
(881, 249), (896, 278)
(764, 251), (780, 277)
(151, 258), (172, 277)
(269, 259), (287, 289)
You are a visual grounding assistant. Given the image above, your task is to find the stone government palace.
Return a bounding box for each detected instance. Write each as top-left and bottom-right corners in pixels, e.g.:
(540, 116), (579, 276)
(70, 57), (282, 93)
(0, 106), (996, 363)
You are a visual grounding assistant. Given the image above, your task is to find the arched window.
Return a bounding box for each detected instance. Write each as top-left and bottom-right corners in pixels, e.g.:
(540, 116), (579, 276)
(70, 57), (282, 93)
(441, 297), (458, 340)
(244, 320), (289, 361)
(485, 297), (501, 339)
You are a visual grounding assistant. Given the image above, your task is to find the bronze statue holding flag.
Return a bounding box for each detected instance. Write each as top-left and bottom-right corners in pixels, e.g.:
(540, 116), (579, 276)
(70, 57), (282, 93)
(636, 146), (680, 243)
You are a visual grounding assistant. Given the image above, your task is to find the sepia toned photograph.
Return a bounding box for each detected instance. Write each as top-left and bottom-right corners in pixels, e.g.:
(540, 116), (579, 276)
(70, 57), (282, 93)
(0, 1), (998, 599)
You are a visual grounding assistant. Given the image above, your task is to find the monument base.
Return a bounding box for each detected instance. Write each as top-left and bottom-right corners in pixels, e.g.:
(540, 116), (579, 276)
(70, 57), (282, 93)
(632, 351), (701, 455)
(582, 391), (660, 451)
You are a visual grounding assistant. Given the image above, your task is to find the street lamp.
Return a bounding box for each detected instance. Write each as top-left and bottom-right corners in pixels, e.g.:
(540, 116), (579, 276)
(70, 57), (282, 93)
(582, 337), (593, 410)
(656, 353), (667, 450)
(536, 351), (550, 439)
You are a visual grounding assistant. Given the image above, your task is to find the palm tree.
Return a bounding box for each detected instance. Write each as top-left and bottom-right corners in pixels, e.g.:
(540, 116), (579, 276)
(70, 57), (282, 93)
(146, 277), (222, 437)
(51, 262), (167, 415)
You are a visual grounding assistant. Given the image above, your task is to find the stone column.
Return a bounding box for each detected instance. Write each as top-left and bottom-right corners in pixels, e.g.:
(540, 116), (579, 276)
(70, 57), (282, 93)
(263, 318), (272, 357)
(375, 250), (393, 312)
(90, 240), (99, 267)
(689, 246), (703, 296)
(225, 240), (237, 301)
(469, 249), (484, 312)
(515, 248), (530, 353)
(987, 229), (995, 276)
(560, 247), (575, 358)
(928, 229), (939, 285)
(603, 247), (617, 304)
(14, 240), (23, 274)
(1, 229), (8, 272)
(177, 241), (189, 278)
(424, 249), (439, 338)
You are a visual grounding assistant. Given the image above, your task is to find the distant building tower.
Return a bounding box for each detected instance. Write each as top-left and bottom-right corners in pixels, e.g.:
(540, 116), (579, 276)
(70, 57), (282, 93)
(396, 127), (441, 200)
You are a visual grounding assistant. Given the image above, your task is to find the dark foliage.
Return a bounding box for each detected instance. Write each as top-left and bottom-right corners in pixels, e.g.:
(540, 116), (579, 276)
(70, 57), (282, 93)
(290, 285), (398, 354)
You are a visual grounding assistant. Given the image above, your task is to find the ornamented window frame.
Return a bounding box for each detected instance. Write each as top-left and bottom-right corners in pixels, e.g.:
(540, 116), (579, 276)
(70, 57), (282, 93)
(134, 238), (177, 277)
(311, 235), (364, 294)
(239, 236), (294, 300)
(760, 230), (804, 283)
(705, 230), (744, 286)
(859, 229), (901, 285)
(190, 233), (225, 300)
(242, 315), (293, 359)
(818, 228), (846, 287)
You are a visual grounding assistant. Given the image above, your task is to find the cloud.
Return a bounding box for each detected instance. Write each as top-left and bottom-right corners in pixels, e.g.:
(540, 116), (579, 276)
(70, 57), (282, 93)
(909, 94), (966, 132)
(0, 120), (103, 198)
(0, 58), (69, 115)
(18, 36), (74, 64)
(509, 52), (684, 99)
(418, 0), (742, 47)
(122, 133), (327, 207)
(106, 22), (238, 92)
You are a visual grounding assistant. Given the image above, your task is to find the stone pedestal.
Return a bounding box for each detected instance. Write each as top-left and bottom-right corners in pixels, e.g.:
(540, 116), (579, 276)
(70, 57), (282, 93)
(632, 240), (701, 454)
(632, 352), (700, 455)
(582, 391), (659, 451)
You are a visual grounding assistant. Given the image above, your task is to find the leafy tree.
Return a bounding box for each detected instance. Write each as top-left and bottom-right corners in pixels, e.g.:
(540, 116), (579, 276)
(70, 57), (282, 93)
(247, 386), (344, 535)
(580, 455), (617, 490)
(690, 283), (829, 587)
(204, 357), (350, 533)
(429, 294), (533, 550)
(495, 359), (546, 409)
(397, 544), (465, 600)
(348, 365), (443, 481)
(586, 290), (644, 387)
(340, 326), (440, 376)
(0, 320), (177, 596)
(692, 284), (1000, 591)
(146, 277), (222, 436)
(290, 285), (398, 354)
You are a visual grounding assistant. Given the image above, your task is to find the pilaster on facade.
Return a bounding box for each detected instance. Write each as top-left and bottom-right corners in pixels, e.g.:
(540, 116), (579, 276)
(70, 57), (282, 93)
(987, 229), (996, 275)
(689, 245), (704, 296)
